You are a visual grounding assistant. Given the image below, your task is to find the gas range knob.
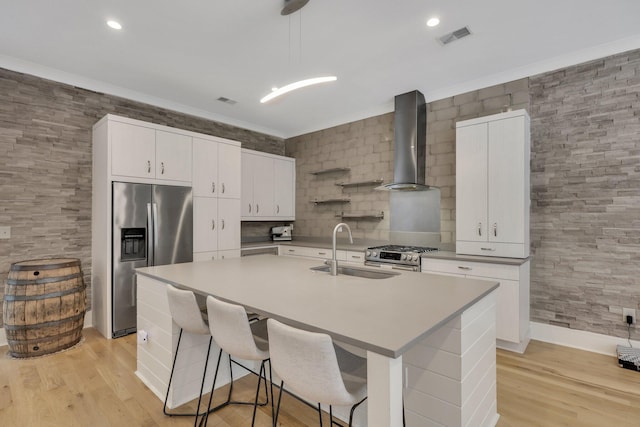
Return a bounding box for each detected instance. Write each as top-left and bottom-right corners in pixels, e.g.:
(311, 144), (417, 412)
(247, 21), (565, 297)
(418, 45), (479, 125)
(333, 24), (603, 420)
(413, 255), (419, 261)
(366, 250), (371, 256)
(372, 251), (377, 257)
(401, 254), (407, 260)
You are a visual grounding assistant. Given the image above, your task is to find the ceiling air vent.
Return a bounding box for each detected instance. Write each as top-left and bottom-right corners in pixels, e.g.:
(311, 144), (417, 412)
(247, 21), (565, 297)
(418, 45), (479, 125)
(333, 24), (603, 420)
(217, 96), (237, 105)
(438, 26), (471, 45)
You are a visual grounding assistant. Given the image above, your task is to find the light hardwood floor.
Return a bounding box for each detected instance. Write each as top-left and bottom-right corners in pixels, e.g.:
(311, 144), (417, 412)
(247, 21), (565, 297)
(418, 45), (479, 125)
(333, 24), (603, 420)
(1, 328), (640, 426)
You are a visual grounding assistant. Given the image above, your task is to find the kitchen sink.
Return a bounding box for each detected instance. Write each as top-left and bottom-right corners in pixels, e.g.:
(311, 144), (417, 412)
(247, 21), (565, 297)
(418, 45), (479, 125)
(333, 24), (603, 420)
(310, 265), (400, 279)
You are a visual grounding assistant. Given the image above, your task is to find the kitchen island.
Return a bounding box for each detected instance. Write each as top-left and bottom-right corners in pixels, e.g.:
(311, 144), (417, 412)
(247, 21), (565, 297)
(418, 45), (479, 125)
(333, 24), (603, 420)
(136, 255), (499, 426)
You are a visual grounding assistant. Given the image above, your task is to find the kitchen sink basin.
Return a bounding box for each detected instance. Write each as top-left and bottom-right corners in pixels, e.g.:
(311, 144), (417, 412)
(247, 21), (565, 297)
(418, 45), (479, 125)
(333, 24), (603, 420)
(310, 265), (400, 279)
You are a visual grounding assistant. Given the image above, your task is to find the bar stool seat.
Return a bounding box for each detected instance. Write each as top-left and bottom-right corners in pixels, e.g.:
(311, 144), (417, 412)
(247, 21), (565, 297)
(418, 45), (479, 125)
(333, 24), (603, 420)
(267, 318), (367, 426)
(164, 285), (213, 427)
(203, 295), (274, 426)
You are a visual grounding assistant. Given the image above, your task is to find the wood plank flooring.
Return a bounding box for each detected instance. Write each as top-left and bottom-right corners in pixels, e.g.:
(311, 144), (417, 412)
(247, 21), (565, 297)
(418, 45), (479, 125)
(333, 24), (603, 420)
(1, 327), (640, 426)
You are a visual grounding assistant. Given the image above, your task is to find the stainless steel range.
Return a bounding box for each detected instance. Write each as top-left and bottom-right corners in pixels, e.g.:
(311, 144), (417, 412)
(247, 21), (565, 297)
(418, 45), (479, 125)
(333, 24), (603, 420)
(365, 245), (438, 271)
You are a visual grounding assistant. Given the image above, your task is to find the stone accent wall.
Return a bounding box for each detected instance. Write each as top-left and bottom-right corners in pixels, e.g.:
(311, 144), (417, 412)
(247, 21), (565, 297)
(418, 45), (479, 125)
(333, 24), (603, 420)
(427, 78), (530, 242)
(284, 79), (530, 243)
(285, 114), (393, 240)
(0, 68), (284, 327)
(529, 49), (640, 340)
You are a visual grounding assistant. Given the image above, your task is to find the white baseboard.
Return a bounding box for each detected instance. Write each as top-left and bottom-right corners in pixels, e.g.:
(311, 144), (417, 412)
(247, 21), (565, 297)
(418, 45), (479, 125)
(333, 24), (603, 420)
(530, 321), (640, 356)
(0, 309), (94, 349)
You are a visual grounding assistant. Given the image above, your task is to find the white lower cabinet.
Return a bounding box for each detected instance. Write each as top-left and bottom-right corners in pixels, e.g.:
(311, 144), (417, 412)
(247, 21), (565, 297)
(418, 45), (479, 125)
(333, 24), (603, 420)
(278, 246), (365, 265)
(421, 257), (530, 353)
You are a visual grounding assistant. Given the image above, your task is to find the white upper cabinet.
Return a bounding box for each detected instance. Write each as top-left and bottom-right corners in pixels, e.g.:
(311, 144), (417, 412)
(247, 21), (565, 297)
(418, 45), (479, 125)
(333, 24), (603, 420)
(110, 121), (156, 179)
(241, 149), (295, 220)
(217, 142), (241, 199)
(156, 130), (192, 182)
(192, 136), (241, 259)
(274, 158), (295, 218)
(110, 120), (191, 183)
(456, 109), (530, 258)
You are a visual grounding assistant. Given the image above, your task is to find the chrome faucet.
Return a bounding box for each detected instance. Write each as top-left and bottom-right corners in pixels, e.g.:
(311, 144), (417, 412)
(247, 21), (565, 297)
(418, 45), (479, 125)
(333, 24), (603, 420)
(330, 222), (353, 276)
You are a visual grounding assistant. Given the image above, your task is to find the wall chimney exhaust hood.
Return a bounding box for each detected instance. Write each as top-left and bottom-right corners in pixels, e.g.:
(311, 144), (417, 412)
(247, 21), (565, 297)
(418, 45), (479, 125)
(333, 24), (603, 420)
(378, 90), (433, 191)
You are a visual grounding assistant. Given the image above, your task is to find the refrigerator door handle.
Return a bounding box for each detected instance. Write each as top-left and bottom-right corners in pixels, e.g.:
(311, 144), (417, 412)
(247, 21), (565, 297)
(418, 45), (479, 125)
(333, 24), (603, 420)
(147, 203), (153, 266)
(152, 203), (159, 265)
(132, 273), (137, 307)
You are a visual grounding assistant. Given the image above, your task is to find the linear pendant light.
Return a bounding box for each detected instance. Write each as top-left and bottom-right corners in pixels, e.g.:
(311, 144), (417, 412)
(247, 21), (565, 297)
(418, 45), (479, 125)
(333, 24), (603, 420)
(260, 76), (337, 103)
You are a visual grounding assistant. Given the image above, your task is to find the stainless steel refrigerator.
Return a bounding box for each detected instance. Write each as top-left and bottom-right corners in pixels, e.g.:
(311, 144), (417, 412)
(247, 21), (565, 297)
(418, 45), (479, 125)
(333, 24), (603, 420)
(112, 182), (193, 338)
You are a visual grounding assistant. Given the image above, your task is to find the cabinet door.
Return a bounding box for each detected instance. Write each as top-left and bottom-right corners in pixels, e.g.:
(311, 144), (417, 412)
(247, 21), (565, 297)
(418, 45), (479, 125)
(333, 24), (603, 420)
(110, 121), (156, 178)
(241, 153), (255, 217)
(495, 278), (520, 342)
(156, 130), (192, 182)
(218, 198), (240, 251)
(274, 158), (295, 218)
(192, 138), (218, 198)
(456, 123), (488, 242)
(193, 197), (218, 252)
(253, 155), (275, 217)
(218, 143), (241, 199)
(488, 117), (526, 244)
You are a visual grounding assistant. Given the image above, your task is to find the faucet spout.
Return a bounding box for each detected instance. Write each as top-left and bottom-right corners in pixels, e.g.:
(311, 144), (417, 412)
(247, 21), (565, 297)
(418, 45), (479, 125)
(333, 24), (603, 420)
(330, 222), (353, 276)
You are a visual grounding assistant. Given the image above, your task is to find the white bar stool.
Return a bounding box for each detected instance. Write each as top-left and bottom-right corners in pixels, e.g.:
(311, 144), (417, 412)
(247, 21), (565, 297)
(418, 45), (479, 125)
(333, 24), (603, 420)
(267, 318), (367, 426)
(203, 295), (274, 426)
(164, 285), (213, 427)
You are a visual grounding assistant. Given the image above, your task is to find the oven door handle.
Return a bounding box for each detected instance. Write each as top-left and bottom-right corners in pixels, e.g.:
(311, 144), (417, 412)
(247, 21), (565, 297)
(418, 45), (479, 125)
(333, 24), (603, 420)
(364, 261), (419, 272)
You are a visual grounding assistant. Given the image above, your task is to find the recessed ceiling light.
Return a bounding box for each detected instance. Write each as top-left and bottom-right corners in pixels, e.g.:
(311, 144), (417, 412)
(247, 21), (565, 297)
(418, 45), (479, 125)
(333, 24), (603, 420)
(260, 76), (337, 103)
(107, 20), (122, 30)
(426, 17), (440, 27)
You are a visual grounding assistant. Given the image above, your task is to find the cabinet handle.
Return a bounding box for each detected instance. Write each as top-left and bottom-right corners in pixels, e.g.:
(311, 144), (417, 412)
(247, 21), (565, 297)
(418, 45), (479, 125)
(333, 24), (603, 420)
(212, 182), (216, 193)
(147, 160), (151, 173)
(276, 204), (280, 214)
(478, 222), (482, 236)
(249, 204), (252, 213)
(222, 183), (225, 194)
(221, 219), (225, 230)
(481, 247), (496, 251)
(161, 162), (165, 174)
(211, 219), (215, 230)
(256, 204), (259, 213)
(458, 266), (472, 270)
(351, 255), (361, 259)
(493, 223), (497, 237)
(318, 252), (327, 256)
(288, 249), (295, 252)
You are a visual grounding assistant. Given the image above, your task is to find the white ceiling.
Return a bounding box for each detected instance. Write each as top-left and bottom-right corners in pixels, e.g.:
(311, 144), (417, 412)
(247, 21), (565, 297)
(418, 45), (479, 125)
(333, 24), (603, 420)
(1, 0), (640, 138)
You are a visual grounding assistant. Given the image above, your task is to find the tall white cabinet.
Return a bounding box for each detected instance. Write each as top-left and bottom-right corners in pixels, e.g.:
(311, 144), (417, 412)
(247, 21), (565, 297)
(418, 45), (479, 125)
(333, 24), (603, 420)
(444, 109), (531, 352)
(192, 136), (241, 262)
(241, 148), (295, 221)
(91, 114), (242, 339)
(455, 109), (530, 258)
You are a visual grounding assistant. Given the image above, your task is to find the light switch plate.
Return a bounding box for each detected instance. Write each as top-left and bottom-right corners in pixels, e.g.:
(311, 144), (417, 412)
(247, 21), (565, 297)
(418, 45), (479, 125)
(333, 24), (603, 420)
(0, 226), (10, 239)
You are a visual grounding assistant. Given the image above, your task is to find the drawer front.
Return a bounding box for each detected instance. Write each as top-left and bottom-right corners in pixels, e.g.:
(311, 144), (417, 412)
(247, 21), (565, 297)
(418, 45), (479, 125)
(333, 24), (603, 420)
(456, 241), (528, 259)
(421, 258), (520, 281)
(344, 250), (365, 264)
(280, 246), (344, 260)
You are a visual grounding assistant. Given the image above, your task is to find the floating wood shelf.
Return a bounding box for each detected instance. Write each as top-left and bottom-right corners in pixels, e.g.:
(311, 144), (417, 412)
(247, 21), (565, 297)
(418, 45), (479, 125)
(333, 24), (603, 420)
(335, 211), (384, 220)
(310, 198), (351, 205)
(310, 167), (351, 175)
(335, 179), (384, 188)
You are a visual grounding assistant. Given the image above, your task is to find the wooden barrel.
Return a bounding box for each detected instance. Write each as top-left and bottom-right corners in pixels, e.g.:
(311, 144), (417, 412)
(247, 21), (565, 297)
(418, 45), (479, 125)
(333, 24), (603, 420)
(3, 258), (86, 358)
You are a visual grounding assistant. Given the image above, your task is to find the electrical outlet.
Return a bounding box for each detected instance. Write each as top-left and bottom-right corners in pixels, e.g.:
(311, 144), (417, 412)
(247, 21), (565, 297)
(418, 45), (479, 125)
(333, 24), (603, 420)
(0, 226), (10, 239)
(623, 308), (636, 325)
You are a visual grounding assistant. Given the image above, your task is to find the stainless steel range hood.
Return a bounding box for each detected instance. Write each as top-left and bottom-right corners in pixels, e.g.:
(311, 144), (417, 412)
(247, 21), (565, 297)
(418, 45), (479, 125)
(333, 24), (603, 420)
(387, 90), (427, 190)
(379, 90), (432, 191)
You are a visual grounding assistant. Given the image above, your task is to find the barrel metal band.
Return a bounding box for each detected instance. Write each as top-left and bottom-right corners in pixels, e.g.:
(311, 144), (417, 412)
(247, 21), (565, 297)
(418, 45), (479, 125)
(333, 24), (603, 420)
(3, 284), (86, 301)
(3, 312), (85, 330)
(6, 272), (83, 286)
(10, 259), (80, 271)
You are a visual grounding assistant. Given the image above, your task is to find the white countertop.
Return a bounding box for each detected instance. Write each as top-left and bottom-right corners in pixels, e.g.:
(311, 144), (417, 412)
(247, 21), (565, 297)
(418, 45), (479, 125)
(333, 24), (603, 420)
(137, 255), (498, 358)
